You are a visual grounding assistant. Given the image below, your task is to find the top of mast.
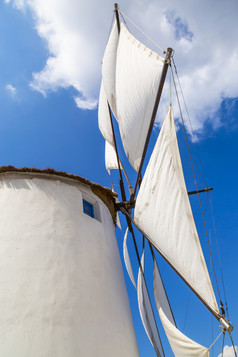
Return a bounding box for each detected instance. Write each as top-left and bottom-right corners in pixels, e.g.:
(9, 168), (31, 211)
(114, 3), (120, 34)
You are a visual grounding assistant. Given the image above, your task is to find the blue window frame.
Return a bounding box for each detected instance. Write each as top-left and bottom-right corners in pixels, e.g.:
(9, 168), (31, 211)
(83, 199), (94, 218)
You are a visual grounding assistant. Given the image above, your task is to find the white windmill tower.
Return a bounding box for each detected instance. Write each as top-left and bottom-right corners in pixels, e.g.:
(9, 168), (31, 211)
(0, 166), (139, 356)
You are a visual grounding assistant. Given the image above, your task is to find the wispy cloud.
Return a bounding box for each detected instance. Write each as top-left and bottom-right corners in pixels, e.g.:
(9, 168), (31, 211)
(165, 10), (193, 42)
(5, 84), (17, 98)
(74, 96), (97, 110)
(5, 0), (238, 133)
(218, 345), (238, 357)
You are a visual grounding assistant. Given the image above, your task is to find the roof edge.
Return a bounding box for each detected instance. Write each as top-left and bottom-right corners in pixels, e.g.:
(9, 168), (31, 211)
(0, 166), (117, 225)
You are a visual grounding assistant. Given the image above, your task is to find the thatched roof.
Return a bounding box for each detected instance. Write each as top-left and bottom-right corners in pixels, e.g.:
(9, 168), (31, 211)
(0, 166), (117, 225)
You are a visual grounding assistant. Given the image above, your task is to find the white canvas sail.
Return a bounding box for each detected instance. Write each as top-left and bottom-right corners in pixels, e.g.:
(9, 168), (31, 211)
(98, 82), (114, 147)
(116, 212), (122, 230)
(101, 22), (164, 171)
(123, 228), (136, 288)
(138, 250), (164, 357)
(159, 308), (209, 357)
(134, 105), (219, 314)
(153, 260), (209, 357)
(98, 84), (121, 173)
(105, 140), (118, 173)
(101, 21), (118, 117)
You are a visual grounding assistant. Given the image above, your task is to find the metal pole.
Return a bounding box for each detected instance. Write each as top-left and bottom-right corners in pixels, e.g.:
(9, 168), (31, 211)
(132, 47), (173, 199)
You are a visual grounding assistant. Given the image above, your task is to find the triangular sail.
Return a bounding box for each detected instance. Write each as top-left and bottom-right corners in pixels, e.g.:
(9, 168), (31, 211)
(153, 260), (209, 357)
(137, 250), (164, 357)
(123, 228), (136, 288)
(134, 105), (219, 314)
(101, 22), (164, 171)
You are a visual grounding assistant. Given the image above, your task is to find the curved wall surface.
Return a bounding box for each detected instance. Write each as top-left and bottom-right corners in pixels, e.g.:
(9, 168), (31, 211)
(0, 171), (139, 357)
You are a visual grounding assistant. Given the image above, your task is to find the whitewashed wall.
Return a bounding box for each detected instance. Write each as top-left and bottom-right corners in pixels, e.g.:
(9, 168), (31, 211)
(0, 172), (139, 357)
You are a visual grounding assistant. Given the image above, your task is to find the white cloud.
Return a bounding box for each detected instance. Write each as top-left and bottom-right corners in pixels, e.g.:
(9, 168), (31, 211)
(74, 96), (97, 110)
(218, 345), (238, 357)
(5, 84), (17, 98)
(5, 0), (238, 132)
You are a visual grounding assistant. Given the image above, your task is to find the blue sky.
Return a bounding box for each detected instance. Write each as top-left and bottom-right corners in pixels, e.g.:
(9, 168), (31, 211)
(1, 0), (238, 356)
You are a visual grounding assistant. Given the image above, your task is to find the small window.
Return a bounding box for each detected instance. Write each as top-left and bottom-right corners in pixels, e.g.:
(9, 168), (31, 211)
(83, 199), (94, 218)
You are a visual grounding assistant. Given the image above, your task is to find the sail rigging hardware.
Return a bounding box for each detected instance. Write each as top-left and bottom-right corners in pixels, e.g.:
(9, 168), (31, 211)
(132, 46), (173, 201)
(220, 301), (225, 316)
(219, 318), (233, 333)
(115, 199), (135, 212)
(188, 187), (213, 196)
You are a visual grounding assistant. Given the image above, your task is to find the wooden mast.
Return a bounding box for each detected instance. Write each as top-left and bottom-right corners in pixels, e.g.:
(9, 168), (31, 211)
(132, 47), (173, 199)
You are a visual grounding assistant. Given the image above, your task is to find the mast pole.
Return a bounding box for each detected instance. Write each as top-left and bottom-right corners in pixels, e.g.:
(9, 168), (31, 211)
(119, 205), (233, 333)
(132, 47), (173, 199)
(112, 8), (165, 352)
(104, 5), (126, 199)
(114, 3), (120, 33)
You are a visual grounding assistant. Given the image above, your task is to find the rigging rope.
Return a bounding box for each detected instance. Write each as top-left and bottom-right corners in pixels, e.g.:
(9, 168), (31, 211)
(229, 332), (238, 357)
(221, 332), (225, 357)
(171, 58), (208, 188)
(208, 331), (223, 350)
(148, 242), (177, 328)
(172, 58), (232, 321)
(182, 293), (191, 333)
(119, 10), (166, 55)
(170, 63), (223, 306)
(207, 194), (230, 320)
(211, 313), (214, 357)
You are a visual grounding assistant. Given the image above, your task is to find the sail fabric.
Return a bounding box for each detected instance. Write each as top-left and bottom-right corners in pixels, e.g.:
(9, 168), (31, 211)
(137, 250), (164, 357)
(134, 105), (219, 314)
(116, 212), (122, 230)
(153, 259), (175, 327)
(98, 82), (114, 147)
(153, 259), (209, 357)
(158, 308), (209, 357)
(123, 228), (136, 288)
(101, 22), (164, 171)
(101, 21), (118, 117)
(98, 84), (121, 173)
(105, 140), (119, 173)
